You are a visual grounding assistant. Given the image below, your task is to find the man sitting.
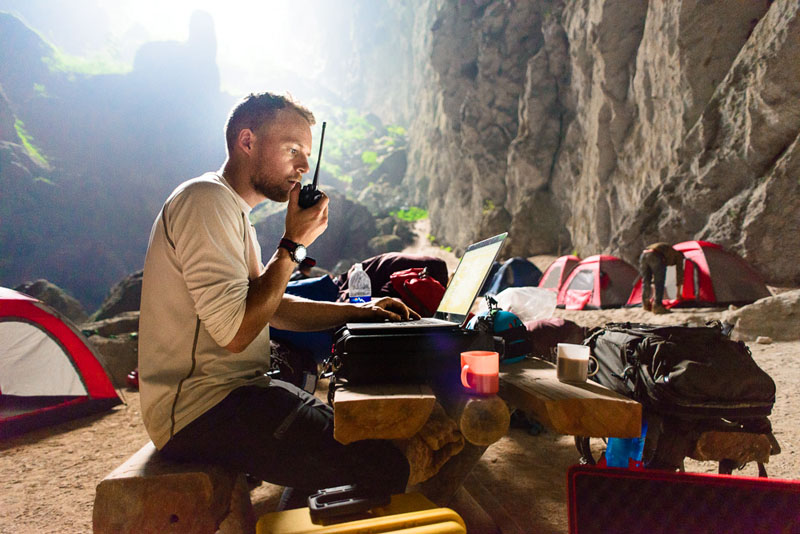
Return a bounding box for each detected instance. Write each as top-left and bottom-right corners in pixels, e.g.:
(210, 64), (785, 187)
(138, 92), (418, 509)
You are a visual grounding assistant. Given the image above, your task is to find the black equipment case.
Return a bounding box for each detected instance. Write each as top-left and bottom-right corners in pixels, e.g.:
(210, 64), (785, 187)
(329, 326), (495, 387)
(567, 464), (800, 534)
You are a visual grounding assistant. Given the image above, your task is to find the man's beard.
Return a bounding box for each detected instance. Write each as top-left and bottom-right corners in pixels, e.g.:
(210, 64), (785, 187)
(251, 173), (291, 202)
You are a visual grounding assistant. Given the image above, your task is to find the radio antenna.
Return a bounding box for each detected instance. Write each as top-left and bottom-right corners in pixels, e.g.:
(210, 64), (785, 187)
(312, 122), (326, 188)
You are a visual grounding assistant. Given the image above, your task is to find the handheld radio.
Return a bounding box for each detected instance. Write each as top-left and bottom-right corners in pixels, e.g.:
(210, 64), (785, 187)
(298, 121), (326, 209)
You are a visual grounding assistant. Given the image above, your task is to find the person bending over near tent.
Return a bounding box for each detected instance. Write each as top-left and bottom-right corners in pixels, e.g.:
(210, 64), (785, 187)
(138, 92), (419, 510)
(639, 242), (684, 314)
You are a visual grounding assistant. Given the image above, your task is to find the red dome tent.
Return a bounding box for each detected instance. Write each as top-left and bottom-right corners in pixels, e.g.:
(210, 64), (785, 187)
(0, 288), (121, 438)
(557, 255), (639, 310)
(626, 240), (771, 308)
(538, 255), (581, 293)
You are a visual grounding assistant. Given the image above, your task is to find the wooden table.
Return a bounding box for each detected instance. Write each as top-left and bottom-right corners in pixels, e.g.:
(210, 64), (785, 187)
(332, 381), (510, 505)
(333, 383), (510, 447)
(330, 358), (642, 507)
(499, 357), (642, 438)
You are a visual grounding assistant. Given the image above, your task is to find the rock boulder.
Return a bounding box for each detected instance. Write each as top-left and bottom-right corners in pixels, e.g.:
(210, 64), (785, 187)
(13, 279), (88, 324)
(725, 290), (800, 342)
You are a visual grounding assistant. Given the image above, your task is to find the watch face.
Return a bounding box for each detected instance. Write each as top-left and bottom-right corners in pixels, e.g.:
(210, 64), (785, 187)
(294, 245), (308, 262)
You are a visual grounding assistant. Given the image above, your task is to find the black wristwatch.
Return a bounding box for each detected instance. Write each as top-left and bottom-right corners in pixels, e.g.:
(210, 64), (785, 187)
(278, 238), (308, 264)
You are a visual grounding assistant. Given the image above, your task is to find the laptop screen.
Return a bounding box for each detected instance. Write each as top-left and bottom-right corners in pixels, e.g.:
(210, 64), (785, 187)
(436, 233), (507, 321)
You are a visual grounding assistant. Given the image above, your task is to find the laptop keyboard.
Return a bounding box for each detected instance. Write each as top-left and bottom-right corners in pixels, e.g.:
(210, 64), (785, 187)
(347, 317), (456, 331)
(387, 317), (453, 327)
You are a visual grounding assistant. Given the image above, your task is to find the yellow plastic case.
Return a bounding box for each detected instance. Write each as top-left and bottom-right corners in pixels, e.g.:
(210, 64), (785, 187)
(256, 492), (466, 534)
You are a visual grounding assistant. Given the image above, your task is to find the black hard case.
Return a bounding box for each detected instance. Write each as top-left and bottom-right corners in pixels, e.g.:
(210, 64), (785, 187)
(331, 326), (495, 386)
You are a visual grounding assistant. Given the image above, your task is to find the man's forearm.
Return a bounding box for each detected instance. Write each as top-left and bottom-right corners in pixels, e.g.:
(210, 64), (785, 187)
(224, 248), (295, 352)
(271, 295), (360, 332)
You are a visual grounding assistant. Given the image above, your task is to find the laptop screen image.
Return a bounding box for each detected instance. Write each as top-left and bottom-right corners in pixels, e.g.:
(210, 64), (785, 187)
(436, 233), (507, 322)
(342, 233), (507, 333)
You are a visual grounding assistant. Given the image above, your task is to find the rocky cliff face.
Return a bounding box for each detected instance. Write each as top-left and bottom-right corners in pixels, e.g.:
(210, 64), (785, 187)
(397, 0), (799, 285)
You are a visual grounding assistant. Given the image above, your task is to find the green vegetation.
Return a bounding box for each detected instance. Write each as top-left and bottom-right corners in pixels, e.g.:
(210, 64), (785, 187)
(361, 150), (379, 171)
(387, 125), (406, 137)
(15, 120), (50, 169)
(33, 83), (48, 97)
(296, 100), (410, 205)
(42, 47), (130, 77)
(322, 162), (352, 184)
(382, 125), (407, 147)
(20, 22), (131, 78)
(425, 233), (451, 252)
(34, 176), (55, 185)
(391, 206), (428, 222)
(482, 199), (496, 214)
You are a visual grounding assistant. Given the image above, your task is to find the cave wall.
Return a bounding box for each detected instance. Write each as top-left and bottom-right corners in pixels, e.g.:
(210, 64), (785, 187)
(394, 0), (799, 285)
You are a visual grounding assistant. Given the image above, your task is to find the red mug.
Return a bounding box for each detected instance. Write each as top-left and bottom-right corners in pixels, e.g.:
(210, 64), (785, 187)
(460, 351), (499, 395)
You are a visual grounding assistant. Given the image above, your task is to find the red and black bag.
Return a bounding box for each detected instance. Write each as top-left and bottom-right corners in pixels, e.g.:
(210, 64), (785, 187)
(389, 267), (446, 317)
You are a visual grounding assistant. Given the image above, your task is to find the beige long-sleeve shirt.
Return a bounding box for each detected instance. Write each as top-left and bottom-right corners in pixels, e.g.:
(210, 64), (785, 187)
(139, 173), (271, 449)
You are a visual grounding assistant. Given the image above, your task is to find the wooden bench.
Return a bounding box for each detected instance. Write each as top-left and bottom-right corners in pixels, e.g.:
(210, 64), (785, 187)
(93, 441), (255, 534)
(499, 358), (641, 438)
(499, 358), (776, 473)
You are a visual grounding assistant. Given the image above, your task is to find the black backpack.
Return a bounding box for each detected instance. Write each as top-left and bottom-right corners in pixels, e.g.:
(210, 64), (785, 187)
(585, 321), (775, 420)
(578, 322), (778, 472)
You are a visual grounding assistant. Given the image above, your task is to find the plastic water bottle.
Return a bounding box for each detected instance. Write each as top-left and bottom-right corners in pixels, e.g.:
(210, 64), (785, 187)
(348, 263), (372, 303)
(605, 420), (648, 468)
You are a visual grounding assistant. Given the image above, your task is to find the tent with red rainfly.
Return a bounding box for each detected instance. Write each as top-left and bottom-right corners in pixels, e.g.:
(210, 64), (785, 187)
(626, 240), (771, 309)
(0, 287), (121, 438)
(557, 255), (639, 310)
(538, 255), (581, 294)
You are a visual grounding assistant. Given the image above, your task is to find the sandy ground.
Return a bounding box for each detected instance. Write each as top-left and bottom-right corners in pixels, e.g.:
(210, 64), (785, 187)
(2, 321), (796, 534)
(2, 225), (797, 533)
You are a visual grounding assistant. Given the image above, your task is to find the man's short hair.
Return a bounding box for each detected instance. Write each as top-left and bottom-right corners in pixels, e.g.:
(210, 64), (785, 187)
(225, 92), (315, 153)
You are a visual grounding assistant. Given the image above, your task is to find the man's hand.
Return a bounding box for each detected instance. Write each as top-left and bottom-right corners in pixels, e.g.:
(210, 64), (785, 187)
(351, 297), (421, 323)
(284, 182), (329, 246)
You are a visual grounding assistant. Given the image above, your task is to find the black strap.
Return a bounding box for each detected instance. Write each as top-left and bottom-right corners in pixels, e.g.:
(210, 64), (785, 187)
(574, 436), (596, 465)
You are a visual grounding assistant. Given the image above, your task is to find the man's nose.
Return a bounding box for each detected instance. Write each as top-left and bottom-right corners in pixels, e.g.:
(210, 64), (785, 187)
(297, 154), (310, 174)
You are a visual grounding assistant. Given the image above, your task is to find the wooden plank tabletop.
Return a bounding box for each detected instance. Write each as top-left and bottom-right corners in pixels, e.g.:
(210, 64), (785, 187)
(499, 358), (641, 438)
(333, 384), (436, 444)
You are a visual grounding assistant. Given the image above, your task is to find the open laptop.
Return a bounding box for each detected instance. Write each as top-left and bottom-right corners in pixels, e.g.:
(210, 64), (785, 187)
(344, 232), (508, 334)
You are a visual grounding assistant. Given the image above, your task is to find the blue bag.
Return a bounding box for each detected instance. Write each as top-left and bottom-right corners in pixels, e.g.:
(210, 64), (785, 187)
(270, 275), (338, 363)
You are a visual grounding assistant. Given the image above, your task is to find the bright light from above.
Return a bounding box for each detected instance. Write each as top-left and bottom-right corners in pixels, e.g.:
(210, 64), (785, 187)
(107, 0), (327, 96)
(0, 0), (333, 97)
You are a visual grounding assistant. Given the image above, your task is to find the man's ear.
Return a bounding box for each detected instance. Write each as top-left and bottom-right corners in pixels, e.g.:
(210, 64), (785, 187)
(237, 128), (255, 154)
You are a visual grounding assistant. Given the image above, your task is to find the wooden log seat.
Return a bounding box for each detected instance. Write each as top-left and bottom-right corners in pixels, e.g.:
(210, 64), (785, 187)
(93, 441), (255, 534)
(688, 430), (773, 465)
